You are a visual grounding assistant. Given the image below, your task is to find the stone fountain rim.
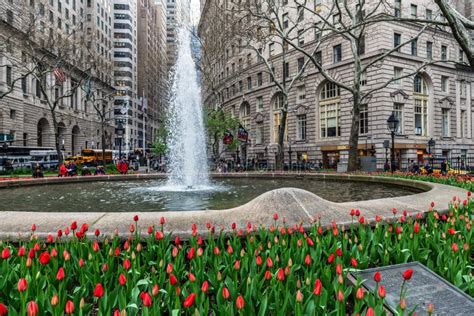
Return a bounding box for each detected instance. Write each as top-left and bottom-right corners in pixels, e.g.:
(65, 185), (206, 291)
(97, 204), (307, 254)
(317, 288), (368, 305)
(0, 173), (467, 241)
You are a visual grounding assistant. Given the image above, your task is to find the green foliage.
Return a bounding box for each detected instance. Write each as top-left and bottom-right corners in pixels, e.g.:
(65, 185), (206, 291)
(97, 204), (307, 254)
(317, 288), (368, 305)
(152, 126), (168, 157)
(205, 108), (241, 158)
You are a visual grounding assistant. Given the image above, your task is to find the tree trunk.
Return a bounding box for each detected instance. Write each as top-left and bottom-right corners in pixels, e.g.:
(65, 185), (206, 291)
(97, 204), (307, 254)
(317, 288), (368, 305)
(101, 123), (106, 165)
(276, 106), (288, 171)
(347, 97), (361, 172)
(50, 110), (63, 164)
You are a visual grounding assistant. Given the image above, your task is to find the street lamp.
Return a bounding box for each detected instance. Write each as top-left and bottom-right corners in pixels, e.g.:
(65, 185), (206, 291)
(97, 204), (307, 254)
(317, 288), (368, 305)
(387, 113), (399, 172)
(383, 140), (390, 171)
(116, 121), (125, 159)
(427, 138), (436, 167)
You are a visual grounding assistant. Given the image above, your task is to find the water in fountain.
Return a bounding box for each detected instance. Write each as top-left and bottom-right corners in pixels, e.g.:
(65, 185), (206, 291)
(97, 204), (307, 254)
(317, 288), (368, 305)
(164, 26), (210, 191)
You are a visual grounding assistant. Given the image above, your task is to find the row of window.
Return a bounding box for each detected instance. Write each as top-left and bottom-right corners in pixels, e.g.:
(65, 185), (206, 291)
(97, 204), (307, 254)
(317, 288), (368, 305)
(394, 33), (464, 62)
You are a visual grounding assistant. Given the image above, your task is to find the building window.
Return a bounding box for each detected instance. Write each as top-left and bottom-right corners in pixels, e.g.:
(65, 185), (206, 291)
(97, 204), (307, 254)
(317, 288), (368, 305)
(297, 85), (306, 102)
(314, 22), (321, 42)
(314, 51), (322, 65)
(394, 0), (401, 17)
(21, 77), (27, 93)
(442, 108), (450, 137)
(410, 4), (417, 18)
(239, 80), (243, 93)
(461, 110), (466, 138)
(393, 103), (403, 134)
(297, 30), (304, 46)
(426, 9), (432, 20)
(426, 41), (433, 59)
(320, 82), (341, 138)
(441, 45), (448, 60)
(283, 62), (290, 78)
(394, 33), (401, 50)
(240, 103), (251, 130)
(297, 57), (304, 72)
(10, 109), (16, 120)
(393, 67), (403, 86)
(333, 44), (342, 63)
(414, 74), (428, 136)
(247, 77), (252, 90)
(256, 96), (264, 112)
(256, 124), (264, 144)
(314, 0), (322, 12)
(297, 114), (307, 140)
(283, 13), (288, 29)
(257, 72), (263, 86)
(269, 42), (275, 56)
(441, 76), (449, 93)
(411, 39), (417, 56)
(359, 104), (368, 135)
(6, 66), (12, 86)
(459, 49), (464, 63)
(273, 94), (287, 143)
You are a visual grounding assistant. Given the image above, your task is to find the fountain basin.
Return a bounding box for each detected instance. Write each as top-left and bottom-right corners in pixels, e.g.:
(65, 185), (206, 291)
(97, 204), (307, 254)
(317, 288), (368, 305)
(0, 173), (467, 241)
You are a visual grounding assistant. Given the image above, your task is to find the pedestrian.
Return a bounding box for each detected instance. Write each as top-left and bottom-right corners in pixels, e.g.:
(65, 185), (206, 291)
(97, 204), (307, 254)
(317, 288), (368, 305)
(441, 159), (447, 175)
(32, 163), (43, 178)
(58, 163), (68, 177)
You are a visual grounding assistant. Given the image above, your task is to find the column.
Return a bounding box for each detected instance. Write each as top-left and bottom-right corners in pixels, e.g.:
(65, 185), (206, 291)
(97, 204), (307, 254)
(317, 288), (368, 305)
(467, 81), (472, 139)
(456, 80), (461, 138)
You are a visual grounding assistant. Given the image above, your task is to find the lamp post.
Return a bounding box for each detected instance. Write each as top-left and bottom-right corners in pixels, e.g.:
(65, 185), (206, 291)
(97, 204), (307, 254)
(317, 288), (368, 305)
(115, 121), (125, 159)
(387, 113), (399, 172)
(383, 140), (390, 171)
(427, 138), (436, 167)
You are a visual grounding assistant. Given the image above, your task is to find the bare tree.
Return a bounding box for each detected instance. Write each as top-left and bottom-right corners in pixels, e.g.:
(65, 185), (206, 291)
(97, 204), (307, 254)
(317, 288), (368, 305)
(88, 89), (115, 164)
(434, 0), (474, 68)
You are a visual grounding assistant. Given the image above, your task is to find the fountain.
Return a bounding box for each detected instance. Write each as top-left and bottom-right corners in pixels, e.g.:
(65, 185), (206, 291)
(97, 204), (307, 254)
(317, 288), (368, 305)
(164, 26), (210, 191)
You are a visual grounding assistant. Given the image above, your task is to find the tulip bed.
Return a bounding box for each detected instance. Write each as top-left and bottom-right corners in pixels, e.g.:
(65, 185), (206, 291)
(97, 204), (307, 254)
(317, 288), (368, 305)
(380, 172), (474, 192)
(0, 197), (473, 316)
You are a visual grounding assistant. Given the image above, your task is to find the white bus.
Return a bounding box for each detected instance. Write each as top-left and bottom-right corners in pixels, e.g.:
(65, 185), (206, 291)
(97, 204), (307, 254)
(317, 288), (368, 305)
(30, 150), (60, 170)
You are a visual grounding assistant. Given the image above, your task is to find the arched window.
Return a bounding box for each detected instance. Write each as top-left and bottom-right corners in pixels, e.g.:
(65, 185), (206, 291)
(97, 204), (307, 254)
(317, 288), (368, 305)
(319, 82), (341, 138)
(239, 102), (251, 130)
(272, 93), (287, 143)
(413, 74), (428, 136)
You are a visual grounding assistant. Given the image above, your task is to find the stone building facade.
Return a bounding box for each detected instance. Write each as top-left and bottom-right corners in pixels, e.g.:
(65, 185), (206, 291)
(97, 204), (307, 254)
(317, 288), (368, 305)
(199, 0), (474, 169)
(0, 0), (115, 156)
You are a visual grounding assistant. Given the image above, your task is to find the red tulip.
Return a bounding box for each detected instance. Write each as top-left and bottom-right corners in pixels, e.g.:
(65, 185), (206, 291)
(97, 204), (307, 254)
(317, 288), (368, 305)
(140, 292), (153, 307)
(160, 217), (166, 225)
(38, 251), (50, 265)
(414, 221), (420, 233)
(351, 257), (358, 268)
(234, 260), (241, 270)
(402, 269), (413, 280)
(350, 209), (355, 216)
(93, 283), (104, 298)
(236, 295), (245, 310)
(119, 273), (127, 286)
(359, 216), (365, 224)
(327, 253), (335, 264)
(447, 227), (455, 235)
(306, 237), (314, 247)
(355, 209), (360, 216)
(133, 215), (139, 222)
(187, 247), (195, 260)
(166, 263), (173, 274)
(378, 285), (386, 298)
(336, 248), (342, 257)
(273, 213), (279, 221)
(313, 279), (322, 295)
(337, 290), (344, 302)
(188, 272), (196, 282)
(1, 247), (10, 259)
(155, 231), (164, 240)
(113, 310), (120, 316)
(70, 221), (77, 231)
(27, 301), (38, 316)
(152, 284), (159, 296)
(123, 259), (131, 270)
(213, 246), (220, 255)
(0, 303), (7, 316)
(51, 248), (58, 258)
(266, 257), (273, 267)
(256, 256), (262, 266)
(169, 274), (178, 286)
(227, 245), (233, 254)
(183, 293), (196, 308)
(264, 270), (272, 280)
(31, 224), (36, 232)
(222, 287), (230, 300)
(374, 271), (381, 283)
(201, 281), (209, 293)
(304, 254), (311, 265)
(17, 278), (28, 292)
(277, 268), (285, 281)
(92, 241), (100, 252)
(366, 307), (375, 316)
(65, 300), (74, 314)
(231, 222), (236, 230)
(94, 229), (100, 236)
(452, 242), (459, 253)
(296, 290), (303, 302)
(79, 258), (85, 267)
(336, 263), (343, 275)
(356, 287), (364, 300)
(18, 247), (25, 257)
(56, 267), (65, 281)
